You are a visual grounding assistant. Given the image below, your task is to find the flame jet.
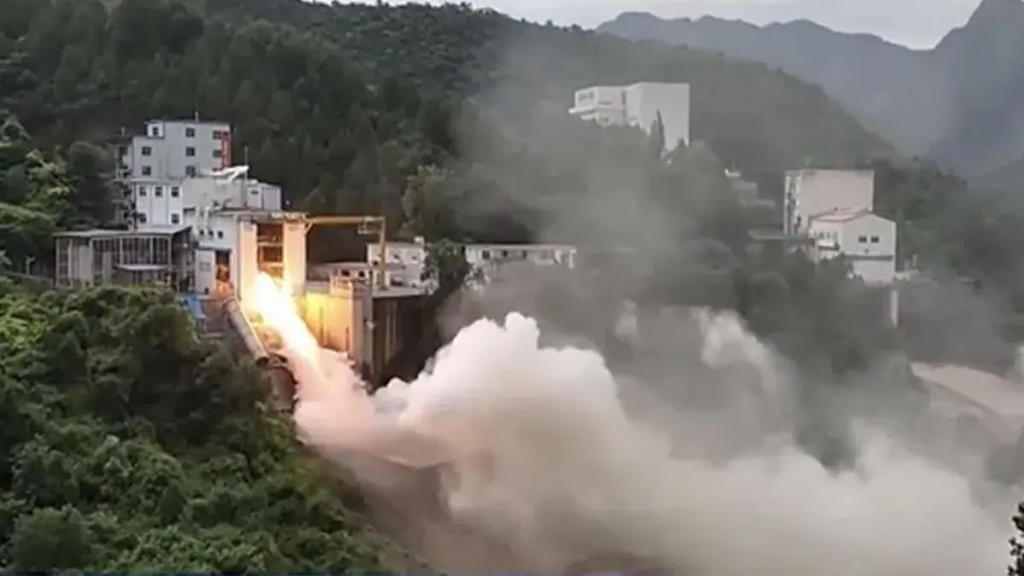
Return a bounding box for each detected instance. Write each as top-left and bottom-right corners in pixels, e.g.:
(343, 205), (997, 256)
(250, 273), (453, 468)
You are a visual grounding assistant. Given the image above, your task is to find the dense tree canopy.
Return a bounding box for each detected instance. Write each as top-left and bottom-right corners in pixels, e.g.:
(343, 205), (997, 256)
(0, 284), (397, 572)
(5, 0), (1024, 571)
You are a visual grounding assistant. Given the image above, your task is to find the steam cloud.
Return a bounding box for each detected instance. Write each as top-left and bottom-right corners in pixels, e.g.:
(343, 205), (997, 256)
(261, 26), (1018, 573)
(274, 302), (1012, 574)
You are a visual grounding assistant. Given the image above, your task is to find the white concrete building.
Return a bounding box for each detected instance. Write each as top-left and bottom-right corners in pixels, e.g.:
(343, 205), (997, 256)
(569, 82), (690, 151)
(465, 243), (577, 283)
(54, 226), (193, 289)
(783, 169), (874, 236)
(131, 164), (280, 241)
(807, 208), (896, 286)
(114, 118), (232, 224)
(367, 239), (428, 289)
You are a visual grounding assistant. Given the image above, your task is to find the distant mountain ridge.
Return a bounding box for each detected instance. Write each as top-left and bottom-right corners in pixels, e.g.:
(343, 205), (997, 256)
(598, 0), (1024, 186)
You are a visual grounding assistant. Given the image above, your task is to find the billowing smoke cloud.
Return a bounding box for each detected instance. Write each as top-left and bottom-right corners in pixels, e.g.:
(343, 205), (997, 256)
(261, 18), (1017, 573)
(256, 273), (1012, 572)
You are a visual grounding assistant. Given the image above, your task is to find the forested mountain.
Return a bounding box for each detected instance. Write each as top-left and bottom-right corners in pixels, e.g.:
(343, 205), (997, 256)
(7, 0), (1024, 570)
(599, 0), (1024, 184)
(0, 279), (404, 571)
(201, 0), (895, 174)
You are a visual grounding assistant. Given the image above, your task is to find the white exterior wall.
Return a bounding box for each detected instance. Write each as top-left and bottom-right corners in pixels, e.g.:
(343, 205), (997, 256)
(237, 221), (259, 310)
(194, 248), (217, 295)
(128, 120), (230, 181)
(569, 82), (690, 150)
(186, 209), (237, 251)
(465, 244), (577, 280)
(133, 180), (185, 226)
(120, 119), (234, 228)
(784, 169), (875, 235)
(282, 221), (307, 295)
(808, 212), (896, 285)
(624, 82), (691, 149)
(367, 241), (427, 288)
(180, 176), (281, 213)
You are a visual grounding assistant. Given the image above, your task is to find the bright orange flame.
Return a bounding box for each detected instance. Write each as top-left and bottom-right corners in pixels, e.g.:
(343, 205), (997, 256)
(251, 272), (318, 361)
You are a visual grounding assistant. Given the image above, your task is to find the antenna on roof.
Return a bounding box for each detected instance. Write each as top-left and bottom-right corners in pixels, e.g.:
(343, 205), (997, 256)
(194, 110), (200, 121)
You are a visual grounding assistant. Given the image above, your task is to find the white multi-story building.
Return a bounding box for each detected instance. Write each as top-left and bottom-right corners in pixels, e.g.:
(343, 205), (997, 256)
(783, 169), (874, 236)
(806, 208), (896, 285)
(130, 164), (281, 229)
(367, 239), (428, 289)
(569, 82), (690, 151)
(114, 118), (232, 224)
(363, 240), (578, 291)
(465, 244), (577, 283)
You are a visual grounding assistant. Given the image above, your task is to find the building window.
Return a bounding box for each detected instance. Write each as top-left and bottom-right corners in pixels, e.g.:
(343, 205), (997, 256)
(216, 230), (224, 239)
(138, 213), (147, 223)
(141, 146), (152, 156)
(858, 235), (867, 243)
(138, 185), (147, 197)
(250, 188), (259, 195)
(186, 165), (197, 177)
(870, 236), (879, 244)
(141, 165), (152, 176)
(171, 186), (180, 198)
(185, 127), (195, 138)
(481, 250), (491, 259)
(213, 149), (223, 159)
(154, 186), (163, 197)
(185, 146), (196, 157)
(149, 126), (159, 137)
(171, 213), (180, 225)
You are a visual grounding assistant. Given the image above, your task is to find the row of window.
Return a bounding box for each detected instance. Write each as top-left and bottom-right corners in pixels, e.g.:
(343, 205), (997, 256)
(148, 125), (228, 139)
(140, 145), (223, 159)
(137, 185), (180, 198)
(134, 213), (181, 225)
(139, 165), (200, 177)
(197, 228), (225, 239)
(813, 230), (881, 244)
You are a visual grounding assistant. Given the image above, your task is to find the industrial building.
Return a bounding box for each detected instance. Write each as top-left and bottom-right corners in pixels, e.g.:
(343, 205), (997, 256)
(568, 82), (690, 151)
(111, 118), (233, 225)
(781, 168), (900, 325)
(57, 118), (580, 385)
(54, 226), (194, 289)
(783, 169), (875, 237)
(807, 208), (897, 286)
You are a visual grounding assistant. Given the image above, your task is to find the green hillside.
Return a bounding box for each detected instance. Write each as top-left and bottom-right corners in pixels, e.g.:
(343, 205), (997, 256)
(205, 0), (896, 173)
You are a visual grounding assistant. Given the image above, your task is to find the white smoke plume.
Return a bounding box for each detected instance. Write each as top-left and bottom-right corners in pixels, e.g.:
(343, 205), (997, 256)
(258, 275), (1012, 574)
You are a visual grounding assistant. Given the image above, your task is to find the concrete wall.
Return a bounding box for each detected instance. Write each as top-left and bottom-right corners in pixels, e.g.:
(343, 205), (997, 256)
(809, 212), (896, 285)
(303, 279), (373, 373)
(785, 169), (875, 235)
(570, 83), (690, 149)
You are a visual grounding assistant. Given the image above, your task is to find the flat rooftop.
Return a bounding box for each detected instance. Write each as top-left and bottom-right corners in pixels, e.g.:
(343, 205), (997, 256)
(305, 280), (426, 299)
(912, 362), (1024, 419)
(55, 224), (190, 239)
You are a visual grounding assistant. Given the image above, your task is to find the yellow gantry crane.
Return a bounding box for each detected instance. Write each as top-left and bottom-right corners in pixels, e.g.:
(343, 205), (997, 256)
(304, 215), (388, 290)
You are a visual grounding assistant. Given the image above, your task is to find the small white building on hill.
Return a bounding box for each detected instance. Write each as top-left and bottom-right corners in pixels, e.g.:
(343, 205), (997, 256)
(569, 82), (690, 150)
(807, 208), (897, 286)
(784, 169), (875, 237)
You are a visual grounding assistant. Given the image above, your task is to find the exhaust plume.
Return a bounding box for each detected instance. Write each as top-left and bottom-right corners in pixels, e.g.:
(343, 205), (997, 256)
(252, 274), (1011, 574)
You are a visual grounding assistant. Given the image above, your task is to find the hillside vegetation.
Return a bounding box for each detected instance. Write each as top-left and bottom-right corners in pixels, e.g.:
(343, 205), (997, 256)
(5, 0), (1024, 571)
(204, 0), (896, 173)
(0, 280), (391, 571)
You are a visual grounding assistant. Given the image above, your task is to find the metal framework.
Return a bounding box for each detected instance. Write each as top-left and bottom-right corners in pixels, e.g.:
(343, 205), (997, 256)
(305, 215), (387, 289)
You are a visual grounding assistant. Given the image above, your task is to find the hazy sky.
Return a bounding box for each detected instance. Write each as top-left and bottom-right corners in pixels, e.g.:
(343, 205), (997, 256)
(373, 0), (983, 48)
